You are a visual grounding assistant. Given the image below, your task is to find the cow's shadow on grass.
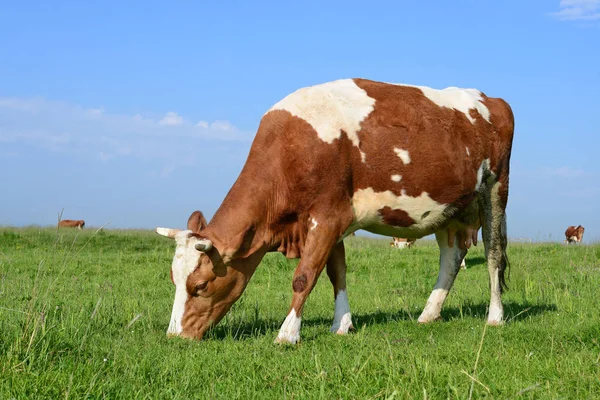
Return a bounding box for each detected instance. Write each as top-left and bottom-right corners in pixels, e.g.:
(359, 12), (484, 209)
(351, 301), (557, 327)
(463, 256), (487, 268)
(204, 300), (557, 341)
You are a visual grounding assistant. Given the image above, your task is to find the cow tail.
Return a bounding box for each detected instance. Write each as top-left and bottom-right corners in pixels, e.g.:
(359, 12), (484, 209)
(498, 213), (509, 293)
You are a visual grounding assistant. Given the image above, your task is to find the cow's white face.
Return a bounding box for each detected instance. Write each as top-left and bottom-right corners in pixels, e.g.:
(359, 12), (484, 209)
(157, 229), (203, 335)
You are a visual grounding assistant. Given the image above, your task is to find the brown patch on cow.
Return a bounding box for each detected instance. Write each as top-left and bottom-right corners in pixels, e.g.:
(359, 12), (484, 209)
(293, 275), (308, 292)
(352, 78), (509, 207)
(379, 207), (415, 227)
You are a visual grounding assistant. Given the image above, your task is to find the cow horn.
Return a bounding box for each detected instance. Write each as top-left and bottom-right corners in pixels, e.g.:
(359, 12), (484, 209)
(195, 239), (213, 252)
(155, 227), (181, 239)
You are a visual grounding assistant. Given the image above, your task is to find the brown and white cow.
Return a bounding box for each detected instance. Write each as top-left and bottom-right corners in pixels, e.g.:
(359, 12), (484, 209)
(390, 237), (416, 249)
(564, 225), (584, 244)
(58, 219), (85, 229)
(156, 78), (514, 343)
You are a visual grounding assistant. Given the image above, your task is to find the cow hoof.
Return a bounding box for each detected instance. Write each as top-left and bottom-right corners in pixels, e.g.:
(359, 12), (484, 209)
(331, 324), (355, 335)
(486, 319), (504, 326)
(417, 314), (443, 324)
(274, 335), (300, 345)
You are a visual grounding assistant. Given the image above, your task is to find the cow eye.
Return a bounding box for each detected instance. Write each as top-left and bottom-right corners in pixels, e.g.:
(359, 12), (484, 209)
(195, 281), (208, 293)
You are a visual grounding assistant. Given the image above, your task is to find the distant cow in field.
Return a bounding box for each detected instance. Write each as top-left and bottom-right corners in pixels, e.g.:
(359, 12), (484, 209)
(390, 237), (416, 249)
(156, 78), (514, 343)
(391, 237), (469, 269)
(58, 220), (85, 229)
(564, 225), (584, 244)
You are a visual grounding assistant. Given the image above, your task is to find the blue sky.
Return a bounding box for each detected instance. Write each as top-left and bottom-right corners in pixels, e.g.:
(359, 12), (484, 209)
(1, 1), (599, 242)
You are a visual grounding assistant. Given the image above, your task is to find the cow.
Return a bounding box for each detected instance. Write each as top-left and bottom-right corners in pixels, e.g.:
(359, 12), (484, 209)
(564, 225), (584, 244)
(58, 219), (85, 229)
(389, 236), (469, 268)
(155, 78), (514, 343)
(390, 237), (416, 249)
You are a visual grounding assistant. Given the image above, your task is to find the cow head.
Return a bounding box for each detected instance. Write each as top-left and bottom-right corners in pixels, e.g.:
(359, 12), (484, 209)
(155, 211), (256, 340)
(577, 225), (585, 239)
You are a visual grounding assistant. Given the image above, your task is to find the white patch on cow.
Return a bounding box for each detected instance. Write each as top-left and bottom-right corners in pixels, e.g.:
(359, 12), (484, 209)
(330, 290), (353, 334)
(418, 288), (447, 323)
(166, 230), (202, 336)
(465, 147), (470, 157)
(310, 217), (318, 231)
(460, 257), (466, 269)
(360, 151), (367, 163)
(168, 287), (188, 335)
(391, 174), (402, 182)
(352, 187), (447, 231)
(393, 148), (411, 164)
(267, 79), (375, 153)
(476, 159), (491, 191)
(487, 259), (504, 324)
(487, 301), (504, 325)
(388, 83), (491, 124)
(275, 309), (302, 344)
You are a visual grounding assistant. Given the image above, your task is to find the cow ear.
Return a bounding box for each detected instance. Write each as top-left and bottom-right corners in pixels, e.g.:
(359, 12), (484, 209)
(187, 210), (208, 233)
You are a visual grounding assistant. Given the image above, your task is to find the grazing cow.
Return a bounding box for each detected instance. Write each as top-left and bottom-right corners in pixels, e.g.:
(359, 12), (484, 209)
(390, 237), (416, 249)
(58, 219), (85, 229)
(564, 225), (585, 244)
(156, 78), (514, 343)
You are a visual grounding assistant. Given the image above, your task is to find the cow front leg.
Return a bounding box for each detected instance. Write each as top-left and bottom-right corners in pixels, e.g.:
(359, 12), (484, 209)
(275, 218), (346, 344)
(418, 229), (467, 323)
(326, 241), (354, 334)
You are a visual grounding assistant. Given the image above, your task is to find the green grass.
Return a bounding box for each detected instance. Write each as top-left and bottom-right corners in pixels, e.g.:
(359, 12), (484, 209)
(1, 227), (599, 399)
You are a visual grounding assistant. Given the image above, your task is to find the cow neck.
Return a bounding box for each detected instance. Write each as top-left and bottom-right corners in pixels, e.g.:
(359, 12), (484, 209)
(203, 162), (277, 263)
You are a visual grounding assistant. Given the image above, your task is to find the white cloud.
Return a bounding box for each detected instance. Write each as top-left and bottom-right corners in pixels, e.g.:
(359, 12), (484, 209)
(211, 120), (234, 131)
(158, 111), (184, 126)
(552, 0), (600, 20)
(0, 96), (251, 168)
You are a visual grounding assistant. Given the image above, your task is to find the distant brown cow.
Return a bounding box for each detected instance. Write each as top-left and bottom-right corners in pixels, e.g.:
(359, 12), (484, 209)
(564, 225), (584, 244)
(58, 219), (85, 229)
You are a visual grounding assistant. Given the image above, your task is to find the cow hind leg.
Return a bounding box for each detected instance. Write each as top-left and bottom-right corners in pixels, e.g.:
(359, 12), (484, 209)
(480, 180), (509, 325)
(418, 229), (467, 323)
(326, 241), (354, 335)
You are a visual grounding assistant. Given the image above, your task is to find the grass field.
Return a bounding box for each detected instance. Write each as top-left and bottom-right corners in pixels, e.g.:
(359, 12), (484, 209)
(1, 227), (599, 399)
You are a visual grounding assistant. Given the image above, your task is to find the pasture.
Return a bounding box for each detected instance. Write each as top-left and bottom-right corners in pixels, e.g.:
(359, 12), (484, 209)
(1, 227), (599, 399)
